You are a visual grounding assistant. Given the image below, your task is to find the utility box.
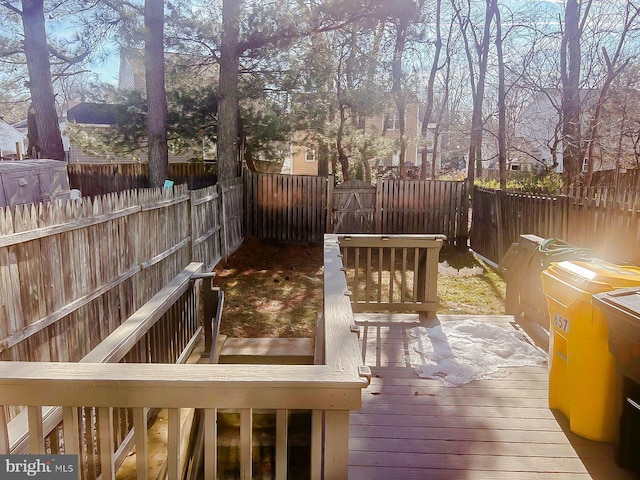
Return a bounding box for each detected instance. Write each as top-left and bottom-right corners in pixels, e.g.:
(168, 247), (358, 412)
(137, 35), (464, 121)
(0, 159), (71, 208)
(541, 260), (640, 442)
(593, 287), (640, 473)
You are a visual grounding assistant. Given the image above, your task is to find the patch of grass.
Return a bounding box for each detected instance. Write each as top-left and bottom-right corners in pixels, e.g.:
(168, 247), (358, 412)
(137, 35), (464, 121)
(215, 240), (506, 338)
(437, 246), (506, 315)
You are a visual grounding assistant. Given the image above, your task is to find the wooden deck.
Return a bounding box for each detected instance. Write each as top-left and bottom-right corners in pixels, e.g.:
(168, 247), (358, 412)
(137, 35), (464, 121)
(349, 313), (635, 480)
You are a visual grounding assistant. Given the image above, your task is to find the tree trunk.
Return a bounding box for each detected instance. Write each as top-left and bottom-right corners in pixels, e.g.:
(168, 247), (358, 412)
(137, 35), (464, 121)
(21, 0), (65, 161)
(392, 17), (409, 179)
(456, 0), (494, 190)
(27, 104), (39, 157)
(432, 54), (451, 179)
(318, 140), (330, 176)
(560, 0), (582, 187)
(336, 103), (350, 181)
(217, 0), (242, 181)
(420, 0), (441, 180)
(472, 0), (495, 182)
(145, 0), (169, 188)
(495, 3), (507, 190)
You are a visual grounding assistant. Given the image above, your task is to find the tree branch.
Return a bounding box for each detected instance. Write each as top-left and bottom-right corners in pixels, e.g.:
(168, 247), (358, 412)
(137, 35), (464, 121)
(48, 45), (90, 64)
(1, 2), (22, 15)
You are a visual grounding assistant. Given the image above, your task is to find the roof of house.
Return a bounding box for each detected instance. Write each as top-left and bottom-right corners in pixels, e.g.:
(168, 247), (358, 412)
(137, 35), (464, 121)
(0, 118), (25, 153)
(67, 103), (121, 125)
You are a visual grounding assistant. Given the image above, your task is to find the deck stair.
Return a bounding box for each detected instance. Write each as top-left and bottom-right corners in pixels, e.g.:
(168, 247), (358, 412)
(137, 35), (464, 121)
(217, 337), (315, 365)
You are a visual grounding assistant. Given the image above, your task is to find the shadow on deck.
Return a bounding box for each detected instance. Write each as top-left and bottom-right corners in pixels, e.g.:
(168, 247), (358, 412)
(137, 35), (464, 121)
(348, 313), (635, 480)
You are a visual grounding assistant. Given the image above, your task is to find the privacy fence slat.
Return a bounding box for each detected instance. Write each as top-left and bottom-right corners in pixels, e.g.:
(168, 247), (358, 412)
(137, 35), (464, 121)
(472, 186), (640, 266)
(67, 163), (217, 197)
(376, 179), (467, 243)
(245, 171), (329, 243)
(244, 173), (468, 245)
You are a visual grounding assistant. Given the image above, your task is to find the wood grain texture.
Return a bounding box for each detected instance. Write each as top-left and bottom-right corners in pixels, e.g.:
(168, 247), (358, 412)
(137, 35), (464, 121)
(348, 312), (634, 480)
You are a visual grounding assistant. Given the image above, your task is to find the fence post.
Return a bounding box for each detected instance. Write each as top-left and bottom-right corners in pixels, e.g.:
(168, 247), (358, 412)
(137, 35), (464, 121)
(460, 182), (470, 247)
(326, 175), (334, 234)
(375, 177), (383, 233)
(189, 190), (195, 263)
(555, 194), (568, 241)
(495, 189), (505, 260)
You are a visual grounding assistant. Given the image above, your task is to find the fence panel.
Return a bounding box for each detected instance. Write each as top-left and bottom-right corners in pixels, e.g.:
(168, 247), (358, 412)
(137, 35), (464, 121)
(245, 173), (468, 244)
(68, 163), (217, 197)
(245, 172), (329, 243)
(191, 185), (222, 271)
(0, 182), (238, 414)
(472, 186), (640, 266)
(220, 178), (244, 258)
(376, 179), (467, 245)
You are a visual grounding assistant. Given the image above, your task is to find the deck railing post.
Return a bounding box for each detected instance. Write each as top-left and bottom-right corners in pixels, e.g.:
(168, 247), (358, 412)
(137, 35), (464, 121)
(323, 410), (350, 480)
(97, 407), (115, 480)
(0, 408), (8, 454)
(240, 409), (253, 480)
(27, 406), (44, 454)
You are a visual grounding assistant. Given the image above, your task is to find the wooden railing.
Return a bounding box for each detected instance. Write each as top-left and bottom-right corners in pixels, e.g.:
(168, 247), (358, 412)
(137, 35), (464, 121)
(3, 262), (206, 478)
(337, 234), (445, 317)
(0, 238), (370, 480)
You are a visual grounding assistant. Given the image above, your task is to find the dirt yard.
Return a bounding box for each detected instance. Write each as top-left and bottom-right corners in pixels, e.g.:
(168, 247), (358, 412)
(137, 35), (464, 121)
(214, 238), (506, 338)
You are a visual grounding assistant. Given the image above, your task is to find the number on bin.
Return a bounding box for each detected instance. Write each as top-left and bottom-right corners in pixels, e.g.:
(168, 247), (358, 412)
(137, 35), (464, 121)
(554, 313), (569, 333)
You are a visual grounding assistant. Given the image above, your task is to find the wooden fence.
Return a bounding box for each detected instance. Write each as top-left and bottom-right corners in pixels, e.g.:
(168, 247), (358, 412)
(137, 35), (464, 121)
(0, 182), (242, 376)
(245, 171), (331, 243)
(376, 179), (468, 244)
(68, 163), (217, 197)
(244, 172), (468, 245)
(472, 186), (640, 266)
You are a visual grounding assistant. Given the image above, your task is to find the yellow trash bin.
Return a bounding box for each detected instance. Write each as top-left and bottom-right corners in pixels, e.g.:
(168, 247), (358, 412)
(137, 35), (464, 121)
(541, 259), (640, 442)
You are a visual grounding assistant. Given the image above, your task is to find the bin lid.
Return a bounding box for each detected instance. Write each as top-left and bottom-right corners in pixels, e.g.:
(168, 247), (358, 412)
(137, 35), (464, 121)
(593, 287), (640, 321)
(547, 260), (640, 292)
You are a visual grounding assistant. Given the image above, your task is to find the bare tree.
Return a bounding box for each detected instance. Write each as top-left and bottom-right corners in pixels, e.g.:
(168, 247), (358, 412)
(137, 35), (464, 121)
(494, 1), (506, 189)
(419, 0), (442, 180)
(582, 2), (639, 186)
(453, 0), (495, 189)
(560, 0), (589, 186)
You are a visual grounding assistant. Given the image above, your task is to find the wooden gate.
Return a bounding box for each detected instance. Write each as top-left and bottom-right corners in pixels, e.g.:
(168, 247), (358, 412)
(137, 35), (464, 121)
(332, 179), (376, 233)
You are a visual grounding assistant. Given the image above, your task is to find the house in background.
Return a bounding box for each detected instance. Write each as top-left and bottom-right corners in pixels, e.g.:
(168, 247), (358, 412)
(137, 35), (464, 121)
(64, 102), (198, 164)
(510, 87), (638, 175)
(281, 131), (322, 176)
(0, 118), (26, 160)
(365, 103), (440, 173)
(280, 102), (441, 178)
(284, 144), (319, 175)
(118, 49), (219, 94)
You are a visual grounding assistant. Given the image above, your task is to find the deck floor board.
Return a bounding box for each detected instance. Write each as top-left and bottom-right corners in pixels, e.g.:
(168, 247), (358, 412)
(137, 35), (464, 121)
(349, 313), (635, 480)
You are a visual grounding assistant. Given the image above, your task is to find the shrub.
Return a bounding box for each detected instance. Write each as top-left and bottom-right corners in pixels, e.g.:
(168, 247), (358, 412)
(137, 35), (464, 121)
(476, 171), (563, 195)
